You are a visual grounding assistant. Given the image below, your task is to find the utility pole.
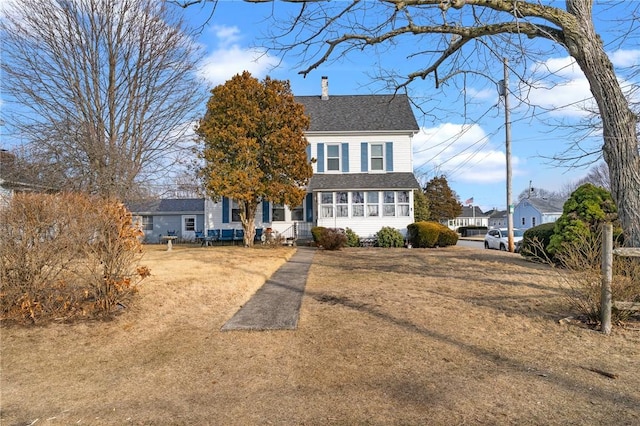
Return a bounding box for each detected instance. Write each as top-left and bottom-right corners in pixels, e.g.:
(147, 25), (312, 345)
(500, 58), (515, 252)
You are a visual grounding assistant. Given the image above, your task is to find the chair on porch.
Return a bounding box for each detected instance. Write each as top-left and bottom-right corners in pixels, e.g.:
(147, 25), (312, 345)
(195, 231), (205, 244)
(202, 229), (219, 246)
(233, 228), (245, 245)
(219, 229), (234, 244)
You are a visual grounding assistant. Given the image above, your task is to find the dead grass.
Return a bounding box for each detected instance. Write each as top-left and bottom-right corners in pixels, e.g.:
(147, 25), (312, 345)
(1, 244), (639, 425)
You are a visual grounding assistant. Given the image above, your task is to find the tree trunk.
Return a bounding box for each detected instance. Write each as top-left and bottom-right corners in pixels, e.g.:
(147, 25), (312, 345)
(565, 0), (640, 247)
(240, 201), (258, 247)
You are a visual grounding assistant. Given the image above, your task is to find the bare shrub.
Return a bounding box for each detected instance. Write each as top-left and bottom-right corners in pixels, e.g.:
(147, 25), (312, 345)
(0, 193), (149, 323)
(529, 229), (640, 324)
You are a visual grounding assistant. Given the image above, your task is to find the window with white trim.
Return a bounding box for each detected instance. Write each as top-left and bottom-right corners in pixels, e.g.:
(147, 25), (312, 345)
(397, 191), (410, 216)
(321, 192), (334, 218)
(231, 200), (241, 222)
(272, 204), (285, 221)
(367, 191), (379, 217)
(292, 205), (303, 221)
(352, 191), (364, 217)
(383, 191), (396, 216)
(532, 217), (536, 227)
(327, 144), (340, 171)
(142, 216), (153, 231)
(184, 216), (195, 232)
(370, 143), (384, 171)
(336, 191), (348, 217)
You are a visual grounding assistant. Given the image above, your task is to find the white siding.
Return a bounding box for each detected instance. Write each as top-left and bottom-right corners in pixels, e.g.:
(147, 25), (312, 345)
(306, 132), (414, 174)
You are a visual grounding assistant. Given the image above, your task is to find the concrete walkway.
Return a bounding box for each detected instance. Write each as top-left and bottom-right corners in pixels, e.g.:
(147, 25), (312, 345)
(221, 246), (315, 331)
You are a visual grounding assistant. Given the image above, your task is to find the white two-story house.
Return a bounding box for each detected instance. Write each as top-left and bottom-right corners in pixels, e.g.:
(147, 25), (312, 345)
(133, 77), (421, 242)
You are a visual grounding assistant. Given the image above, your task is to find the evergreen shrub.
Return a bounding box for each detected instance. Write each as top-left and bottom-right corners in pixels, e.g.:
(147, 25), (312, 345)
(345, 227), (360, 247)
(375, 227), (405, 248)
(407, 221), (457, 248)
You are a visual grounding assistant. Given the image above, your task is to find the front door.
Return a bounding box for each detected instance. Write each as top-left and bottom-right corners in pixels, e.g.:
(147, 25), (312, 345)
(182, 215), (196, 241)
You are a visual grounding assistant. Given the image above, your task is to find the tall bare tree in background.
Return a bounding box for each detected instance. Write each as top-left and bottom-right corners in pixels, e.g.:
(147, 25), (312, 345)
(1, 0), (204, 201)
(182, 0), (639, 246)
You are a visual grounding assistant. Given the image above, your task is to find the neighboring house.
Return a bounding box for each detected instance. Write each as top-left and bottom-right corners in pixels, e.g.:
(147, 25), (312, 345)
(204, 76), (421, 239)
(0, 149), (56, 207)
(127, 198), (205, 243)
(514, 197), (565, 230)
(485, 209), (508, 229)
(448, 205), (489, 230)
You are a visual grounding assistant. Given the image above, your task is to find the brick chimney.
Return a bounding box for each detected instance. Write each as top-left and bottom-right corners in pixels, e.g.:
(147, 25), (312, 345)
(321, 76), (329, 100)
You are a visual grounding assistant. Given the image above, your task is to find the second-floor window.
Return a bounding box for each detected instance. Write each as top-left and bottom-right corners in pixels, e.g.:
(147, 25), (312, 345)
(327, 144), (340, 171)
(371, 144), (384, 171)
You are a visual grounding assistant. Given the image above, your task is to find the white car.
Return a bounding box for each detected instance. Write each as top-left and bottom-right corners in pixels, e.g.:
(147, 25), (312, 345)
(484, 228), (525, 252)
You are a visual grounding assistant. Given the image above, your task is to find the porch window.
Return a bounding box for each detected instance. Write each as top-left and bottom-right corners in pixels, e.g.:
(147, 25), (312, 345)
(397, 190), (410, 217)
(367, 191), (379, 217)
(370, 144), (384, 171)
(142, 215), (153, 231)
(352, 191), (364, 217)
(321, 192), (334, 218)
(327, 144), (340, 171)
(383, 191), (395, 216)
(336, 191), (348, 217)
(272, 204), (285, 221)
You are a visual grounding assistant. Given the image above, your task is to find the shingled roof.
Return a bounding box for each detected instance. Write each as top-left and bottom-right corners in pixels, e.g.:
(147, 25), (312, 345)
(295, 94), (419, 133)
(308, 173), (420, 191)
(127, 198), (205, 214)
(525, 197), (565, 214)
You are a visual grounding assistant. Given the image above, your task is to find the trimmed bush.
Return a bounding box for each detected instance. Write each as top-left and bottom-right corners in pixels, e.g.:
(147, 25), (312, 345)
(438, 226), (459, 246)
(375, 227), (405, 248)
(520, 222), (556, 261)
(311, 226), (326, 244)
(345, 227), (360, 247)
(407, 221), (457, 248)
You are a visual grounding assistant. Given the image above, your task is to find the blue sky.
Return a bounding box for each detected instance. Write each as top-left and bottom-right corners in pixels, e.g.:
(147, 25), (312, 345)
(182, 1), (639, 212)
(2, 1), (638, 212)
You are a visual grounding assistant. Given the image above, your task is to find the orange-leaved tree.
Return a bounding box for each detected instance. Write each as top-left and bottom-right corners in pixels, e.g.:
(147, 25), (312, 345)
(196, 71), (313, 247)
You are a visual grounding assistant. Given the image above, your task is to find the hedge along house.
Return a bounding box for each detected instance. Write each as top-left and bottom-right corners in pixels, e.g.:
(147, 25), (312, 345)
(202, 77), (421, 240)
(128, 198), (205, 243)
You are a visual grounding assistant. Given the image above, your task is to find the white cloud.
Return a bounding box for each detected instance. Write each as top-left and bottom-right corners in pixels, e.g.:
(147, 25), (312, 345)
(523, 56), (596, 118)
(609, 49), (640, 68)
(412, 123), (522, 184)
(198, 25), (280, 87)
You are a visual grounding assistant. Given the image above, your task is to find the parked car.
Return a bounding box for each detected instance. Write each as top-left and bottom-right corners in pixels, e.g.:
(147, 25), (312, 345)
(484, 228), (525, 252)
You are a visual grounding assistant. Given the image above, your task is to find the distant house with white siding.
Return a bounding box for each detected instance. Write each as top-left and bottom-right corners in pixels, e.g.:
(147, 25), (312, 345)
(485, 209), (508, 228)
(448, 205), (489, 230)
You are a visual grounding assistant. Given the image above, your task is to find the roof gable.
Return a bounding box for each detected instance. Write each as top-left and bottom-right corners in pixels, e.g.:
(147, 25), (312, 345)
(295, 94), (419, 133)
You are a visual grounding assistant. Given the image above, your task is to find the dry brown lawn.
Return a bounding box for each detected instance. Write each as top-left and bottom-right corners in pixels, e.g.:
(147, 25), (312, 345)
(1, 244), (639, 425)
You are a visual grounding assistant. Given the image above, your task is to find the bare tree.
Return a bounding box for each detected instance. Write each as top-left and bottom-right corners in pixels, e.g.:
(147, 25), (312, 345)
(1, 0), (205, 201)
(182, 0), (640, 246)
(575, 161), (611, 191)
